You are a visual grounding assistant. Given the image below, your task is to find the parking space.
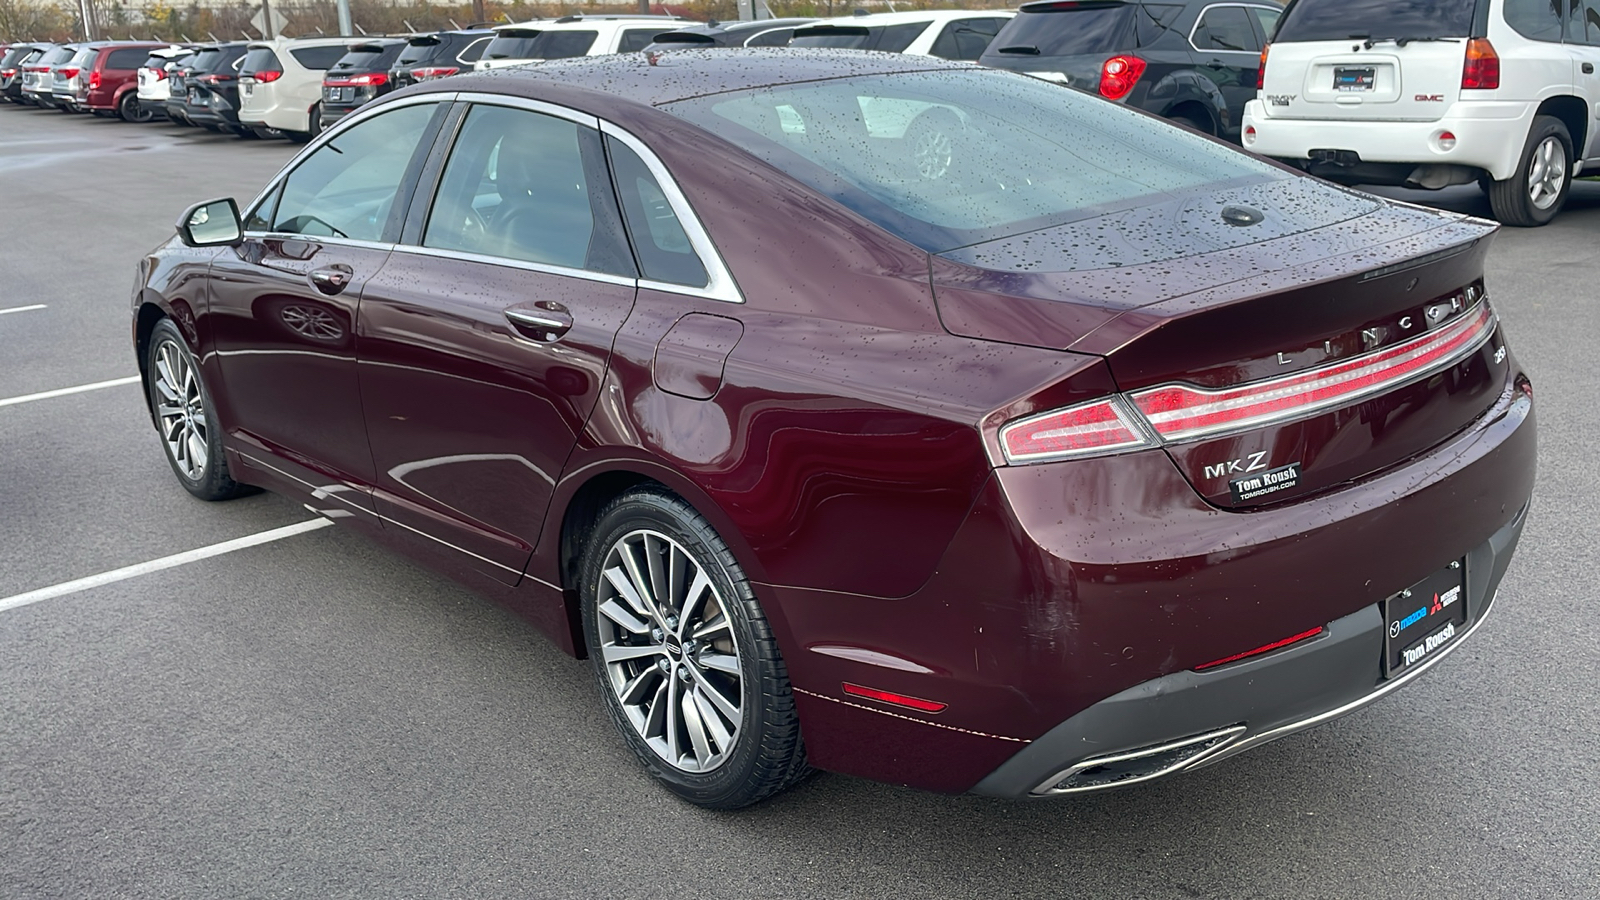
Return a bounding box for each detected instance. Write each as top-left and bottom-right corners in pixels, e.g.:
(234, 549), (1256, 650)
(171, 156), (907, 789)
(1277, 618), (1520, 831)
(2, 103), (1598, 898)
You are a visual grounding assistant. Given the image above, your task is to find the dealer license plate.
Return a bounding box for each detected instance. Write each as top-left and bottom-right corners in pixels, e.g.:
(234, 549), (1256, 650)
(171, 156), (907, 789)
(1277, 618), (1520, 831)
(1334, 66), (1375, 91)
(1382, 559), (1467, 677)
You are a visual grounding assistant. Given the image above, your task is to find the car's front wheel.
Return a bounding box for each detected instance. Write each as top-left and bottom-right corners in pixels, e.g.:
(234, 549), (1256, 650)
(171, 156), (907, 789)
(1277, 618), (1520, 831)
(145, 319), (253, 501)
(579, 487), (807, 809)
(1488, 115), (1571, 227)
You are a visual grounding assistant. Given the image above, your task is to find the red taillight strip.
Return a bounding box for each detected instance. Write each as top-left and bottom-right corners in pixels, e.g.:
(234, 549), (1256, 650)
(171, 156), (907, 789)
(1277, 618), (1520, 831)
(1194, 627), (1324, 671)
(842, 683), (947, 713)
(1131, 302), (1495, 442)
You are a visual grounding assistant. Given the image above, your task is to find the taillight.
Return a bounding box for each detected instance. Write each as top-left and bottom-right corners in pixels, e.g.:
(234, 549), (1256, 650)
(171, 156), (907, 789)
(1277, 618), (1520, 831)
(1000, 397), (1152, 464)
(842, 683), (947, 713)
(89, 70), (101, 89)
(199, 73), (234, 84)
(252, 69), (283, 83)
(60, 67), (80, 79)
(1195, 627), (1324, 671)
(0, 68), (14, 78)
(998, 299), (1498, 464)
(1257, 43), (1269, 89)
(348, 72), (388, 86)
(1130, 302), (1495, 442)
(411, 66), (459, 80)
(155, 67), (169, 81)
(1463, 37), (1499, 90)
(1098, 55), (1146, 101)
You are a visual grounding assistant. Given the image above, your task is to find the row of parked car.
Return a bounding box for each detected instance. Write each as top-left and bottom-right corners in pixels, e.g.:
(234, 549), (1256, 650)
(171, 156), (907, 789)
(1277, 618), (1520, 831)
(4, 0), (1595, 223)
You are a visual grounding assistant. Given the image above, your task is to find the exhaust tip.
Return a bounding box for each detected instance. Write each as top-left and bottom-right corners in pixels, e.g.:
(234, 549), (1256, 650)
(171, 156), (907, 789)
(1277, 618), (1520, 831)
(1033, 725), (1246, 795)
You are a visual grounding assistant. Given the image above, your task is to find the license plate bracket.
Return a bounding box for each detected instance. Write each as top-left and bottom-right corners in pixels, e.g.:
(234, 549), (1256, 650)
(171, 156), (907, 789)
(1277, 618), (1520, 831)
(1334, 66), (1376, 91)
(1382, 559), (1467, 678)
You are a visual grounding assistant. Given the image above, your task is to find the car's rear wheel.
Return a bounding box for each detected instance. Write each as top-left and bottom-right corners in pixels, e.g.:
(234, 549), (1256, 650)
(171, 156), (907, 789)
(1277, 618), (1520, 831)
(1168, 113), (1208, 134)
(119, 92), (152, 123)
(145, 319), (253, 502)
(579, 487), (807, 809)
(251, 125), (283, 140)
(1488, 115), (1571, 227)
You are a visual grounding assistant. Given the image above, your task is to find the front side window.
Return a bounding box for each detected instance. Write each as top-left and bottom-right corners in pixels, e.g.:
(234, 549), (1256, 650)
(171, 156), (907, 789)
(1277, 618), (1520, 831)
(1193, 6), (1260, 51)
(257, 103), (437, 241)
(423, 104), (633, 275)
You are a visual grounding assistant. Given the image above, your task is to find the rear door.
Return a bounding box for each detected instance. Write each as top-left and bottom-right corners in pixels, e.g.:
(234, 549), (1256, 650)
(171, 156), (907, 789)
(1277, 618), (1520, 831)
(1566, 0), (1600, 165)
(357, 99), (639, 584)
(1261, 0), (1476, 121)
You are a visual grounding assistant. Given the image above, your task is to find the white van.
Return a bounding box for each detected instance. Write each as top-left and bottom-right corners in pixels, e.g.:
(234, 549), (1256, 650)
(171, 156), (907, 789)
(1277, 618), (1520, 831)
(475, 15), (692, 70)
(1244, 0), (1600, 225)
(237, 37), (353, 141)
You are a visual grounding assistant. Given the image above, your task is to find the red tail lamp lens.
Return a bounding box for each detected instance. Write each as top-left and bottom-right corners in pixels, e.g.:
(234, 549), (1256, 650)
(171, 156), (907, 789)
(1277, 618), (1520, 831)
(252, 69), (283, 83)
(1257, 43), (1269, 89)
(60, 67), (80, 79)
(412, 66), (459, 79)
(1098, 55), (1146, 101)
(842, 683), (947, 713)
(88, 70), (101, 89)
(1195, 627), (1324, 671)
(999, 398), (1150, 464)
(348, 72), (388, 86)
(1463, 38), (1499, 90)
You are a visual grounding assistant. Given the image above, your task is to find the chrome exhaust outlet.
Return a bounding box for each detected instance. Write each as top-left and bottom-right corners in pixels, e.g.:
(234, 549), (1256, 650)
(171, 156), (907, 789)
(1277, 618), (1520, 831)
(1031, 725), (1246, 796)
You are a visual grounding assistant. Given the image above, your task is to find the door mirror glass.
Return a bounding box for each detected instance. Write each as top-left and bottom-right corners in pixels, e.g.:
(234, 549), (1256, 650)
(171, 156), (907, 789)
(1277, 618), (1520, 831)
(176, 198), (242, 246)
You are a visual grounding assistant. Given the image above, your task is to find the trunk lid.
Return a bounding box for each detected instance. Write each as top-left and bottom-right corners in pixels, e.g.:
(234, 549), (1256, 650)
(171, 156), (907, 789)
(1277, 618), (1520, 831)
(933, 193), (1503, 509)
(1261, 0), (1479, 122)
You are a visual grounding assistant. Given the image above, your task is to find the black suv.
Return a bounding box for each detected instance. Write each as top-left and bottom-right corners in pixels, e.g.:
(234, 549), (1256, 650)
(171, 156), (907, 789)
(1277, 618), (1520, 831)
(980, 0), (1281, 140)
(389, 29), (493, 89)
(642, 18), (817, 51)
(170, 42), (249, 134)
(320, 38), (406, 128)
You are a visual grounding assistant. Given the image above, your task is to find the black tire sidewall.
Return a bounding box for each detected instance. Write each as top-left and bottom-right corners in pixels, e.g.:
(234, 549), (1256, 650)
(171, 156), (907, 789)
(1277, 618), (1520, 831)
(1492, 115), (1571, 226)
(578, 490), (792, 809)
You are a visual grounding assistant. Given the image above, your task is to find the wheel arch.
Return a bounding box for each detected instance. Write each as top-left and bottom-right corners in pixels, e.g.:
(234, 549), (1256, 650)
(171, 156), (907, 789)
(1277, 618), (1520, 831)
(1164, 98), (1218, 134)
(1535, 95), (1587, 160)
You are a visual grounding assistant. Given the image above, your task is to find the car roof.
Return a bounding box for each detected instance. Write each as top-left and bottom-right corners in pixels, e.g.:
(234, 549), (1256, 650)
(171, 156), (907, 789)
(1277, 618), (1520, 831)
(440, 47), (964, 108)
(493, 14), (691, 32)
(800, 9), (1014, 28)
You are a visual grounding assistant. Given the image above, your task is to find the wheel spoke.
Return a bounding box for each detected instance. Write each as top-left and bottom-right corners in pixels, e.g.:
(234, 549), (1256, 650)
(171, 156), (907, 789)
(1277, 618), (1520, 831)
(697, 651), (740, 676)
(598, 598), (650, 634)
(617, 667), (658, 706)
(604, 564), (655, 622)
(690, 613), (729, 641)
(617, 541), (662, 622)
(676, 570), (713, 634)
(644, 533), (670, 612)
(686, 664), (741, 728)
(693, 687), (735, 752)
(664, 672), (682, 764)
(643, 679), (669, 740)
(601, 642), (664, 664)
(681, 685), (713, 765)
(186, 430), (208, 474)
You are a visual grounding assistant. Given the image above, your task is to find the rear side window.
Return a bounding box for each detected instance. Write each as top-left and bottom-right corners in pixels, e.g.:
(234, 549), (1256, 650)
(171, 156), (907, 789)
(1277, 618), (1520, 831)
(458, 37), (491, 62)
(485, 30), (598, 60)
(1569, 0), (1600, 43)
(985, 5), (1135, 57)
(289, 45), (347, 70)
(106, 48), (149, 69)
(1192, 6), (1260, 52)
(606, 137), (708, 287)
(619, 29), (662, 52)
(1249, 5), (1282, 40)
(1275, 0), (1477, 42)
(792, 22), (929, 52)
(1504, 0), (1564, 41)
(929, 17), (1006, 60)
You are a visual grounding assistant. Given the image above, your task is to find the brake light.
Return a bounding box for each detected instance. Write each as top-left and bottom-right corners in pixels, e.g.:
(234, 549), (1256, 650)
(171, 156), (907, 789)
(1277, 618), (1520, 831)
(251, 69), (283, 83)
(1000, 398), (1151, 464)
(89, 70), (100, 89)
(60, 67), (79, 79)
(1130, 302), (1495, 442)
(410, 66), (459, 80)
(1098, 55), (1146, 101)
(842, 683), (947, 713)
(1194, 627), (1324, 671)
(348, 72), (388, 86)
(1463, 37), (1499, 90)
(199, 73), (234, 84)
(1257, 43), (1269, 89)
(0, 68), (14, 78)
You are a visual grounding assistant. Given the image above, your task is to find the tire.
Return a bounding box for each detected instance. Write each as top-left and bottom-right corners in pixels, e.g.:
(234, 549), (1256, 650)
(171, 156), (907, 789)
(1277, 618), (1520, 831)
(119, 92), (152, 123)
(1168, 113), (1208, 133)
(251, 125), (284, 140)
(145, 319), (253, 502)
(307, 103), (324, 138)
(579, 487), (807, 809)
(1487, 115), (1572, 227)
(230, 125), (258, 139)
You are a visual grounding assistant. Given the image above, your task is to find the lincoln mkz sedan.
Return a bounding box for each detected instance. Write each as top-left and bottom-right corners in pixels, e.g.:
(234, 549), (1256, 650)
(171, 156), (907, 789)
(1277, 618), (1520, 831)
(133, 51), (1536, 809)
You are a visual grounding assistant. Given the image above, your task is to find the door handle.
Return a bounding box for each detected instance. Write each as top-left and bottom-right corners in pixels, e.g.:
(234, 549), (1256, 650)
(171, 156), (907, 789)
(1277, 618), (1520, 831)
(506, 304), (573, 343)
(308, 265), (353, 295)
(1585, 62), (1595, 74)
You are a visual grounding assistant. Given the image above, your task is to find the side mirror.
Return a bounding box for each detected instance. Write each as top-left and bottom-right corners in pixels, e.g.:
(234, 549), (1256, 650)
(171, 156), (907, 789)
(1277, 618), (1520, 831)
(176, 197), (242, 247)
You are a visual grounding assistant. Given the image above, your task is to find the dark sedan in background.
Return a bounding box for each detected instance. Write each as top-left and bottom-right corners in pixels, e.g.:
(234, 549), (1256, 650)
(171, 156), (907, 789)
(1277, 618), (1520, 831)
(981, 0), (1281, 138)
(133, 49), (1534, 809)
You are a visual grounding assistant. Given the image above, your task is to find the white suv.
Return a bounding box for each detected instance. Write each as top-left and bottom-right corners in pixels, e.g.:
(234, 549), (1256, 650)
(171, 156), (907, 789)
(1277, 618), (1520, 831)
(789, 10), (1015, 60)
(1244, 0), (1599, 225)
(476, 15), (692, 70)
(237, 37), (353, 141)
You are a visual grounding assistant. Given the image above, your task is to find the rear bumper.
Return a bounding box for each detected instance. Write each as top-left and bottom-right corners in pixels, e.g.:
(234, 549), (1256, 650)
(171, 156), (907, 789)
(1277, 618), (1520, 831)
(240, 93), (313, 134)
(1242, 99), (1534, 182)
(971, 502), (1525, 797)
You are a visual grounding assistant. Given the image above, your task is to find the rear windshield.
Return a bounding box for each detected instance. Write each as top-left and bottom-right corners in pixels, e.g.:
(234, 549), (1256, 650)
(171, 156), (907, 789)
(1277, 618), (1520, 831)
(484, 30), (598, 60)
(397, 36), (445, 65)
(41, 46), (75, 64)
(289, 45), (348, 70)
(140, 53), (171, 69)
(665, 69), (1282, 252)
(328, 43), (404, 73)
(191, 46), (246, 73)
(1275, 0), (1478, 42)
(986, 3), (1182, 58)
(791, 22), (928, 52)
(242, 47), (281, 74)
(3, 46), (36, 67)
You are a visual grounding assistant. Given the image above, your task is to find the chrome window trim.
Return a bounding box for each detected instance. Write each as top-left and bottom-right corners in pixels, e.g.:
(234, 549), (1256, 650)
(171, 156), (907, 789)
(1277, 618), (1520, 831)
(390, 244), (637, 289)
(600, 120), (744, 305)
(448, 90), (600, 127)
(238, 233), (397, 253)
(243, 92), (459, 225)
(1186, 3), (1274, 54)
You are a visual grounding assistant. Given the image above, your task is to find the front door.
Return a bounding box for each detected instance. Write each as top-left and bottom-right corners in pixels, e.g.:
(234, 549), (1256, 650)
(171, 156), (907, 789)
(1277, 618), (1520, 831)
(206, 99), (446, 512)
(357, 100), (639, 583)
(1189, 3), (1265, 137)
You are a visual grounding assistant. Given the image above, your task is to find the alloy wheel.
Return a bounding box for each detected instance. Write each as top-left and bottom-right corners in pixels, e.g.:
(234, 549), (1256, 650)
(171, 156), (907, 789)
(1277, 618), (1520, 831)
(1527, 135), (1566, 211)
(594, 529), (743, 774)
(151, 338), (209, 481)
(912, 126), (954, 180)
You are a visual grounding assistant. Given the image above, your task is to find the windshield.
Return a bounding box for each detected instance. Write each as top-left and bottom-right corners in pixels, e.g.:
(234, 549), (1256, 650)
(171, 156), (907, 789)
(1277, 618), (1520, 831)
(1275, 0), (1478, 42)
(485, 30), (598, 60)
(665, 69), (1284, 252)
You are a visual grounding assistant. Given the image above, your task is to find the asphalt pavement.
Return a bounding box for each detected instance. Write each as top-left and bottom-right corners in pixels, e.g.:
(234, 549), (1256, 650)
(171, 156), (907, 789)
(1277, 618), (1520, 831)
(1, 105), (1597, 900)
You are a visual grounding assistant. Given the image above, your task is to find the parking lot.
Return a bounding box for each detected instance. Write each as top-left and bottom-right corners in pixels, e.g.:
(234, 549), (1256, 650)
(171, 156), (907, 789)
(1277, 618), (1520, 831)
(2, 103), (1598, 899)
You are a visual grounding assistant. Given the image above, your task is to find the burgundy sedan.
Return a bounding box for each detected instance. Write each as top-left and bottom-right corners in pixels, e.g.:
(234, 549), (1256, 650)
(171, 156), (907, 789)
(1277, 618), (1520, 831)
(133, 50), (1535, 808)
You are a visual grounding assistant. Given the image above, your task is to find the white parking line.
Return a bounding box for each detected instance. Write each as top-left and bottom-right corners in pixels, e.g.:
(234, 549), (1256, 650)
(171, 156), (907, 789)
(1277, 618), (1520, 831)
(0, 304), (47, 316)
(0, 518), (335, 614)
(0, 375), (141, 408)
